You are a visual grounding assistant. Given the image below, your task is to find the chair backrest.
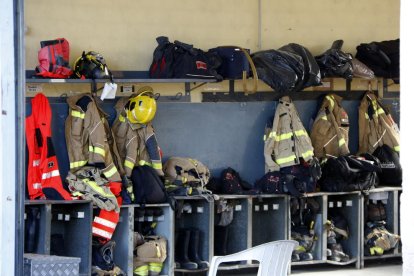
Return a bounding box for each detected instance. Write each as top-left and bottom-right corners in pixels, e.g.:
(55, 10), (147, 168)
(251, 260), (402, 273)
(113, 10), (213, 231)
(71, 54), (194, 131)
(208, 240), (298, 276)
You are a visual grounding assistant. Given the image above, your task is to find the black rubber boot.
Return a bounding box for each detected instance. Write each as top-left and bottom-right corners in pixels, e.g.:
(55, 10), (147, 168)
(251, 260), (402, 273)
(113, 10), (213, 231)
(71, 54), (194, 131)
(214, 226), (229, 256)
(175, 229), (198, 269)
(188, 228), (209, 269)
(25, 207), (40, 253)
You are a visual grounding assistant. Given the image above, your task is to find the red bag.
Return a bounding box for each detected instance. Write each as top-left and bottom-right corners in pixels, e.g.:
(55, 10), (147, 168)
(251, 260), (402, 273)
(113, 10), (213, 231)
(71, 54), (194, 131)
(35, 38), (73, 78)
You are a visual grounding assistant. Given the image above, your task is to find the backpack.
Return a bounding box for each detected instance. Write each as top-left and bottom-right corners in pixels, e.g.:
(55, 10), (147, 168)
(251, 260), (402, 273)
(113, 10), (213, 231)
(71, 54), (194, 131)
(220, 167), (252, 194)
(372, 144), (402, 186)
(35, 38), (73, 78)
(355, 39), (399, 81)
(131, 165), (170, 205)
(149, 36), (176, 78)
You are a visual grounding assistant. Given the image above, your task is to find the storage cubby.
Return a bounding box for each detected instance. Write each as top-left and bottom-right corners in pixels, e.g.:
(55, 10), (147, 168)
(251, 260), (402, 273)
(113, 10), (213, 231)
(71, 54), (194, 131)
(24, 200), (92, 276)
(252, 194), (289, 246)
(174, 196), (214, 274)
(325, 192), (362, 268)
(361, 187), (402, 267)
(290, 193), (325, 266)
(112, 204), (175, 276)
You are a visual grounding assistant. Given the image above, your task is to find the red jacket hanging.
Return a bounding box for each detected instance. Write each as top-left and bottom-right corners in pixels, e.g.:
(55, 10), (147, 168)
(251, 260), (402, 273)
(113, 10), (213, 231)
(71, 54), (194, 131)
(26, 93), (72, 200)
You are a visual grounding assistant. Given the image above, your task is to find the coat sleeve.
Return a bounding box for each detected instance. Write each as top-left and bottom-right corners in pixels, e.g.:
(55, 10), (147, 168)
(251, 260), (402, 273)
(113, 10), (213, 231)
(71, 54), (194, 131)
(144, 124), (164, 176)
(264, 107), (280, 172)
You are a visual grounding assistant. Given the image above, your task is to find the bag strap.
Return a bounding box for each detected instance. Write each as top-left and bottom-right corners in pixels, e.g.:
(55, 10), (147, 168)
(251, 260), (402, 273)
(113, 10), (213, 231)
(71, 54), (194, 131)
(217, 46), (258, 94)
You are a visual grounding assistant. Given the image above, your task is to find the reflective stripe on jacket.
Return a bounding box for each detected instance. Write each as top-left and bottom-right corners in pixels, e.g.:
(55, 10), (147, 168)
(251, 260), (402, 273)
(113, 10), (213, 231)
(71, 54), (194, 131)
(358, 92), (400, 154)
(65, 94), (122, 182)
(264, 96), (314, 172)
(112, 97), (163, 178)
(310, 94), (350, 158)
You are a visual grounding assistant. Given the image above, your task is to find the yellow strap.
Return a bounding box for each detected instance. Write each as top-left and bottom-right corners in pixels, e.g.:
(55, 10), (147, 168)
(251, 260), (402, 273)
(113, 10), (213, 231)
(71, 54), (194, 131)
(276, 155), (296, 165)
(118, 114), (126, 122)
(71, 110), (85, 119)
(338, 138), (346, 147)
(89, 146), (105, 157)
(70, 160), (88, 169)
(103, 166), (118, 178)
(124, 160), (134, 169)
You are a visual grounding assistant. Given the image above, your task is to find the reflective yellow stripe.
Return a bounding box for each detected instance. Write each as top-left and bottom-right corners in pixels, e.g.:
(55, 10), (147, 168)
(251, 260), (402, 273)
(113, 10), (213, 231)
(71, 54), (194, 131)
(394, 145), (400, 152)
(119, 114), (126, 122)
(365, 112), (369, 119)
(326, 95), (334, 108)
(152, 162), (162, 170)
(124, 160), (134, 169)
(103, 166), (118, 178)
(263, 134), (267, 141)
(321, 115), (328, 120)
(133, 265), (149, 275)
(377, 108), (385, 115)
(294, 129), (308, 137)
(71, 110), (85, 119)
(70, 160), (88, 169)
(301, 150), (313, 159)
(149, 262), (163, 273)
(276, 155), (296, 165)
(84, 179), (114, 198)
(139, 160), (151, 166)
(269, 131), (276, 138)
(275, 132), (293, 141)
(89, 146), (105, 157)
(339, 138), (346, 147)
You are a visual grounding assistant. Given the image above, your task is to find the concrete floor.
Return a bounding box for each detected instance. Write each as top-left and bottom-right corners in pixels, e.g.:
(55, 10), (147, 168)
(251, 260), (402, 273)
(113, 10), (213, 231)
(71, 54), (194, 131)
(212, 259), (402, 276)
(292, 263), (402, 275)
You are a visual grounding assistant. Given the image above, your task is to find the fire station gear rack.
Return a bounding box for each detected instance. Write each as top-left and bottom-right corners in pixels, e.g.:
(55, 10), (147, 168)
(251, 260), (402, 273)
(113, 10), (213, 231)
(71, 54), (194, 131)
(24, 189), (400, 276)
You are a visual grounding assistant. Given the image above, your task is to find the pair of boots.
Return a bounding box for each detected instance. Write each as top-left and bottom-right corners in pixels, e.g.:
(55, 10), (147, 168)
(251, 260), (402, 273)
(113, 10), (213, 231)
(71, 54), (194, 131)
(175, 228), (209, 270)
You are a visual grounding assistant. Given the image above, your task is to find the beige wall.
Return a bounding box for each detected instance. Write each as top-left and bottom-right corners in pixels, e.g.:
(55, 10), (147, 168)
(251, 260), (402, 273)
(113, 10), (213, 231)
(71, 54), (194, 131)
(25, 0), (399, 71)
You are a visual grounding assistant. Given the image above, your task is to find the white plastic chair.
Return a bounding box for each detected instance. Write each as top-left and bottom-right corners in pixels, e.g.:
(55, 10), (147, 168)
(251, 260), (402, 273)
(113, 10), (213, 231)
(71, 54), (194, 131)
(208, 240), (298, 276)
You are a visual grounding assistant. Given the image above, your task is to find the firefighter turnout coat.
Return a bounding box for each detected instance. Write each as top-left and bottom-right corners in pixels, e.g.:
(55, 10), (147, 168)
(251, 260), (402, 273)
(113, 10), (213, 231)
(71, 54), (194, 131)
(112, 96), (163, 178)
(310, 94), (350, 158)
(65, 94), (122, 182)
(358, 92), (400, 154)
(264, 96), (314, 172)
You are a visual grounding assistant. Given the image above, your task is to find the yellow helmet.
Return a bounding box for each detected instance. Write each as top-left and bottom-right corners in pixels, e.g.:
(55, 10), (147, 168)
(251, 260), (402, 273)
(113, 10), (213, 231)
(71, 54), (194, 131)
(125, 86), (157, 124)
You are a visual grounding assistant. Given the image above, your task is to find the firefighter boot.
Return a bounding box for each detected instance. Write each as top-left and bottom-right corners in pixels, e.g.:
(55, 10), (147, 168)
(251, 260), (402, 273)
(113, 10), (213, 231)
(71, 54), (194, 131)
(92, 239), (116, 271)
(214, 225), (229, 256)
(188, 228), (209, 269)
(24, 207), (40, 253)
(175, 229), (198, 269)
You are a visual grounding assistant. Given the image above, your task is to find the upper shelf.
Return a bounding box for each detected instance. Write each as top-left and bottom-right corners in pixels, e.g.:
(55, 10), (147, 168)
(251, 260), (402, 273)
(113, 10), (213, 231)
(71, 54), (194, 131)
(25, 70), (219, 84)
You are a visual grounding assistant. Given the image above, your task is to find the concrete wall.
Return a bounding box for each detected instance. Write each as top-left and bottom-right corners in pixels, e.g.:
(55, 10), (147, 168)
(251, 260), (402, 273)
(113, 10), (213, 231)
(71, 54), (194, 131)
(24, 0), (400, 71)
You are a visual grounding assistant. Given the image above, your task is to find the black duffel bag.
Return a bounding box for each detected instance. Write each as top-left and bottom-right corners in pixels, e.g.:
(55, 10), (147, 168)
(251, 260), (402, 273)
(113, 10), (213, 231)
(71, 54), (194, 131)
(355, 39), (399, 82)
(319, 155), (381, 193)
